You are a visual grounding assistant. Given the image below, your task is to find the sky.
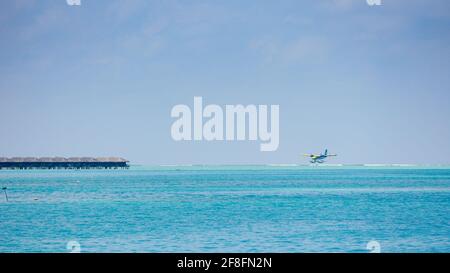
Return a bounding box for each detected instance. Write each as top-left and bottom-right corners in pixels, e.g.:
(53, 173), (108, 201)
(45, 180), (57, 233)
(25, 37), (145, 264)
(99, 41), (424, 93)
(0, 0), (449, 165)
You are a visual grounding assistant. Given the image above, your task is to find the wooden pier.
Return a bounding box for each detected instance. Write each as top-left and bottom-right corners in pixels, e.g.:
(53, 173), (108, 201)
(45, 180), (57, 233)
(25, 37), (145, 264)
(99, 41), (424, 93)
(0, 157), (129, 170)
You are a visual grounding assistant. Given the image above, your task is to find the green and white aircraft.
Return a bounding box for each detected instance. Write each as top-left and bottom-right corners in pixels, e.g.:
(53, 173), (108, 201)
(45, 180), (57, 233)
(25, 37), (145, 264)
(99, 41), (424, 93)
(303, 149), (337, 164)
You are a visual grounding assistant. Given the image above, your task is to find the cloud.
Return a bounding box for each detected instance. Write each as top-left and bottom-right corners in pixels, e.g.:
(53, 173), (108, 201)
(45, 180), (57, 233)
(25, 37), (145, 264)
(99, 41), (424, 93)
(250, 36), (330, 65)
(0, 0), (37, 28)
(332, 0), (361, 9)
(316, 0), (363, 11)
(107, 0), (147, 22)
(19, 6), (68, 41)
(11, 0), (37, 10)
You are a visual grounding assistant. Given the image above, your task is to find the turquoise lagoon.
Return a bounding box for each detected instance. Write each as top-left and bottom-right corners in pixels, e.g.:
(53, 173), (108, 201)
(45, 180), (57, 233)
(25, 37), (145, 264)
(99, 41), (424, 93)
(0, 165), (449, 252)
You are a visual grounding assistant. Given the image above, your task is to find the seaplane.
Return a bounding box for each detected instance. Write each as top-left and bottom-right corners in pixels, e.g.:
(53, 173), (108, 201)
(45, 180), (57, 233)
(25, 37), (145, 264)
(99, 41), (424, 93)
(303, 149), (337, 164)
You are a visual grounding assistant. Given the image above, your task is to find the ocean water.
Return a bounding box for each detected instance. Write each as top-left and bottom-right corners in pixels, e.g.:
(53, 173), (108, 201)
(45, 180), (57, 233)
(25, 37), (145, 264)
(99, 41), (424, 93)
(0, 166), (449, 253)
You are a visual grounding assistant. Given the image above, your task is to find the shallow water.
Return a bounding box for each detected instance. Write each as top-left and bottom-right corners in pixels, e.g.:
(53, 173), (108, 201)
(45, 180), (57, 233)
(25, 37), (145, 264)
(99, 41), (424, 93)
(0, 166), (449, 252)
